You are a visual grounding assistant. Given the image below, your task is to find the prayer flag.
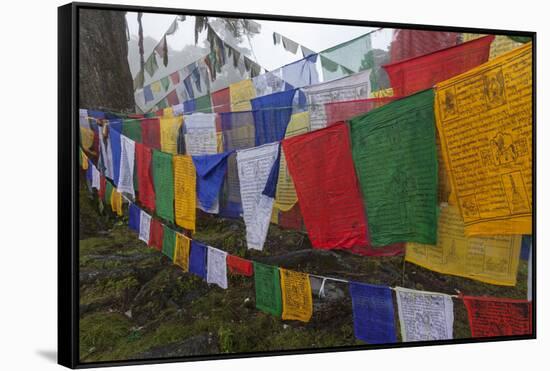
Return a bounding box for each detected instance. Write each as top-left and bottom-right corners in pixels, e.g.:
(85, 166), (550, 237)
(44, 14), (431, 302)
(395, 287), (454, 342)
(434, 43), (532, 235)
(227, 255), (254, 276)
(184, 113), (218, 155)
(173, 233), (191, 271)
(253, 262), (282, 316)
(324, 97), (395, 125)
(122, 119), (142, 143)
(173, 155), (196, 232)
(139, 210), (152, 244)
(109, 127), (122, 187)
(160, 116), (183, 154)
(350, 89), (438, 247)
(118, 135), (135, 197)
(162, 225), (176, 259)
(192, 151), (232, 213)
(230, 79), (256, 111)
(128, 203), (141, 233)
(349, 282), (397, 344)
(152, 150), (175, 223)
(207, 246), (228, 289)
(135, 143), (156, 212)
(189, 240), (208, 279)
(462, 296), (532, 337)
(251, 89), (296, 145)
(280, 268), (313, 322)
(141, 118), (161, 149)
(148, 218), (164, 251)
(389, 30), (461, 63)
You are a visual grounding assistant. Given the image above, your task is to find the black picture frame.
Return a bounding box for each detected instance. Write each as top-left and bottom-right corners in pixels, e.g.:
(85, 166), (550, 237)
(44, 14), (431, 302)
(58, 2), (537, 368)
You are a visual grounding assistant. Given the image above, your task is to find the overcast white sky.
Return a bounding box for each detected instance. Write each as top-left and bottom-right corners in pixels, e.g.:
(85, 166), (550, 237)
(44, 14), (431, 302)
(126, 12), (381, 74)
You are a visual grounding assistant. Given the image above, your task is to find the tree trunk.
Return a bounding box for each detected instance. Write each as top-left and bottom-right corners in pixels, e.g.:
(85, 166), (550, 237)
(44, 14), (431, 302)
(79, 9), (135, 112)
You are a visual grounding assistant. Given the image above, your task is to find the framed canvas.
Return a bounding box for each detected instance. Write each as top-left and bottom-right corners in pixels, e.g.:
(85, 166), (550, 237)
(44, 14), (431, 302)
(58, 2), (536, 368)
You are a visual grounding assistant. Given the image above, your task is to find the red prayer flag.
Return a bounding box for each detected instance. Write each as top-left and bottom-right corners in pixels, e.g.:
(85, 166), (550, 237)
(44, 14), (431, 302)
(170, 71), (180, 85)
(141, 118), (161, 149)
(136, 143), (156, 212)
(148, 218), (164, 251)
(390, 30), (461, 64)
(463, 296), (532, 338)
(166, 90), (179, 106)
(281, 122), (370, 250)
(98, 175), (106, 200)
(226, 255), (254, 276)
(383, 35), (495, 97)
(325, 97), (396, 125)
(211, 87), (231, 113)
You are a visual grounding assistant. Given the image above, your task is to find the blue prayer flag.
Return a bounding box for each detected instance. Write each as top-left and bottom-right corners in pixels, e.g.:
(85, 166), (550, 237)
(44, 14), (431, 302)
(262, 145), (281, 198)
(251, 89), (296, 146)
(192, 151), (233, 211)
(189, 240), (208, 279)
(183, 98), (196, 114)
(349, 282), (397, 344)
(144, 85), (154, 103)
(109, 126), (122, 187)
(128, 203), (141, 233)
(521, 235), (532, 260)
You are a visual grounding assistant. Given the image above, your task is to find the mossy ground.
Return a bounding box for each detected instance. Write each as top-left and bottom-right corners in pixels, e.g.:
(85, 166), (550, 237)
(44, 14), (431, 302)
(78, 179), (528, 362)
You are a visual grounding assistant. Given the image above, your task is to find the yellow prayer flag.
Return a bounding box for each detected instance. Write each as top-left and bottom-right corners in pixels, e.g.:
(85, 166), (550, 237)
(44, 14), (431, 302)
(217, 132), (224, 153)
(173, 155), (196, 232)
(151, 80), (162, 93)
(370, 87), (394, 98)
(173, 233), (191, 271)
(80, 127), (95, 152)
(110, 189), (123, 216)
(435, 43), (532, 235)
(280, 268), (313, 322)
(80, 149), (89, 170)
(160, 116), (183, 154)
(406, 206), (521, 286)
(270, 207), (279, 224)
(163, 107), (174, 117)
(274, 112), (310, 212)
(229, 79), (256, 111)
(462, 33), (524, 60)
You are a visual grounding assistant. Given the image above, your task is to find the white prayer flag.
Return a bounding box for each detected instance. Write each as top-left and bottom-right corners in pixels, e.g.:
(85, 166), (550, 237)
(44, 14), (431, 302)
(99, 127), (114, 179)
(303, 69), (372, 131)
(117, 135), (135, 197)
(91, 164), (101, 190)
(183, 113), (218, 155)
(139, 211), (152, 244)
(206, 246), (228, 289)
(236, 142), (279, 251)
(395, 287), (454, 342)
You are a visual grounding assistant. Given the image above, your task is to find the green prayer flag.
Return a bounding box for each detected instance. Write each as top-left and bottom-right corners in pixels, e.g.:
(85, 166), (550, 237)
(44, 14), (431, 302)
(161, 76), (171, 92)
(152, 150), (175, 223)
(195, 94), (212, 113)
(349, 89), (438, 246)
(253, 262), (282, 316)
(508, 35), (531, 44)
(122, 119), (142, 143)
(105, 181), (114, 204)
(162, 225), (176, 259)
(145, 54), (159, 77)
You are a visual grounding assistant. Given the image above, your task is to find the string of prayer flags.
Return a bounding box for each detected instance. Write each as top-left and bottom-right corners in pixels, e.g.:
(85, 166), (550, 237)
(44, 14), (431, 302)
(206, 246), (228, 289)
(122, 119), (142, 143)
(282, 122), (370, 250)
(192, 151), (233, 213)
(383, 35), (494, 97)
(160, 116), (183, 154)
(349, 282), (397, 344)
(350, 89), (438, 247)
(389, 30), (461, 64)
(279, 268), (313, 322)
(434, 43), (532, 235)
(406, 206), (522, 286)
(173, 232), (191, 271)
(173, 155), (197, 232)
(118, 135), (135, 197)
(462, 296), (532, 337)
(230, 79), (256, 111)
(162, 225), (176, 259)
(148, 218), (164, 251)
(140, 118), (161, 150)
(189, 240), (208, 279)
(136, 143), (156, 212)
(251, 89), (297, 146)
(253, 262), (283, 316)
(128, 203), (141, 233)
(274, 112), (310, 212)
(184, 113), (218, 155)
(324, 97), (395, 125)
(226, 255), (254, 276)
(138, 210), (152, 244)
(303, 69), (372, 131)
(237, 143), (280, 250)
(395, 287), (454, 342)
(152, 150), (175, 223)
